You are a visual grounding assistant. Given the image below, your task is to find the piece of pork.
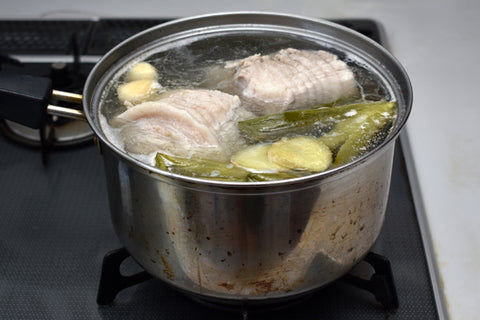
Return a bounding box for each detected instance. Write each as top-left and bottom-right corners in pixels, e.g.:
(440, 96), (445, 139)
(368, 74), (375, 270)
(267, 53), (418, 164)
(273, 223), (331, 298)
(223, 48), (358, 116)
(112, 89), (253, 161)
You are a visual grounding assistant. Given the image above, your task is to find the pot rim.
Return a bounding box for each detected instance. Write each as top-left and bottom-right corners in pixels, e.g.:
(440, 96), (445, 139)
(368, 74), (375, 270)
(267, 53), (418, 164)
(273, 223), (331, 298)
(83, 11), (413, 188)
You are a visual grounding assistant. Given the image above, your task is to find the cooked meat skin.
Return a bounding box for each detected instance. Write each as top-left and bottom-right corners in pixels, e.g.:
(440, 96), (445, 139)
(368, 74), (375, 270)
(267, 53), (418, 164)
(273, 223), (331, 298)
(112, 89), (252, 160)
(224, 48), (358, 115)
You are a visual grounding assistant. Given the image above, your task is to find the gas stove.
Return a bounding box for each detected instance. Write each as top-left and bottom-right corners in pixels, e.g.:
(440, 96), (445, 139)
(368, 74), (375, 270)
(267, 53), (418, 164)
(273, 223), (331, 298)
(0, 18), (440, 319)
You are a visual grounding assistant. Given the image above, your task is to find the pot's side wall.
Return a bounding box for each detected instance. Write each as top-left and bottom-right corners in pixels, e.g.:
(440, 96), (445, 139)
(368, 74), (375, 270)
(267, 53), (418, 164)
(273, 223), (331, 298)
(101, 141), (395, 301)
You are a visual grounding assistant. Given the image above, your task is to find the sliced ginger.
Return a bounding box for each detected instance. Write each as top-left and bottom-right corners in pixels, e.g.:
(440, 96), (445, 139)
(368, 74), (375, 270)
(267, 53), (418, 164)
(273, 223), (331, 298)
(268, 136), (332, 172)
(231, 144), (288, 172)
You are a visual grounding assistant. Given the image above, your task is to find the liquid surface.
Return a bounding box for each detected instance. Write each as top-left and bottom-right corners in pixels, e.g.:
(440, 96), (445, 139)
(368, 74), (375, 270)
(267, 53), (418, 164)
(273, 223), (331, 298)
(99, 31), (395, 180)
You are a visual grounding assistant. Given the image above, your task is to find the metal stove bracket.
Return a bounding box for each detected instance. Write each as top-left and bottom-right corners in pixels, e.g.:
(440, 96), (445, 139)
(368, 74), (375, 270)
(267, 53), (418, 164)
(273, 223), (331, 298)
(96, 247), (152, 305)
(341, 251), (399, 310)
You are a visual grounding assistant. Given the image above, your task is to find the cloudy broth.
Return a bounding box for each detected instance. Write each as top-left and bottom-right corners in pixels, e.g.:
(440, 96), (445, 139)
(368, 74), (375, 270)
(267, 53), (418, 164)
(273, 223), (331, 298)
(98, 31), (395, 180)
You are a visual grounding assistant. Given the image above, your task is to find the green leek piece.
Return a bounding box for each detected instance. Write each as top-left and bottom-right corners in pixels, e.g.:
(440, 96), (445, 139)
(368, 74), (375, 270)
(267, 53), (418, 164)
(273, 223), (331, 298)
(155, 153), (307, 182)
(155, 153), (250, 181)
(326, 102), (397, 166)
(246, 172), (306, 182)
(238, 101), (396, 143)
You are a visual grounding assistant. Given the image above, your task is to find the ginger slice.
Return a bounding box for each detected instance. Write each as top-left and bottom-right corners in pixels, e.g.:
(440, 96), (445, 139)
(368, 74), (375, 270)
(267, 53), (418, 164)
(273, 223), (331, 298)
(268, 136), (332, 172)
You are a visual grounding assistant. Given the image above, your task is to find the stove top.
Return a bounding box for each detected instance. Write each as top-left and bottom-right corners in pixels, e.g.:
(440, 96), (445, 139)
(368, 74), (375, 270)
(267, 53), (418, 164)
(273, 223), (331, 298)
(0, 18), (439, 319)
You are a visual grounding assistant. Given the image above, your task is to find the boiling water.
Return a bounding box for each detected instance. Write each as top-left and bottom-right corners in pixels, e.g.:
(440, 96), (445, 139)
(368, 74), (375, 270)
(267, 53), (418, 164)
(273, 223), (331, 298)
(99, 31), (394, 173)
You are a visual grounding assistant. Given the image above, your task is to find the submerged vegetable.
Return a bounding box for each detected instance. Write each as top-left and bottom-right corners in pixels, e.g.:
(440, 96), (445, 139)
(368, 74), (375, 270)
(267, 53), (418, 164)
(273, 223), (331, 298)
(116, 62), (161, 105)
(155, 152), (250, 181)
(246, 172), (306, 182)
(328, 104), (396, 166)
(231, 144), (288, 173)
(235, 100), (396, 171)
(117, 79), (161, 105)
(231, 136), (333, 175)
(238, 101), (396, 143)
(318, 101), (396, 150)
(156, 146), (321, 182)
(125, 62), (158, 82)
(268, 136), (333, 172)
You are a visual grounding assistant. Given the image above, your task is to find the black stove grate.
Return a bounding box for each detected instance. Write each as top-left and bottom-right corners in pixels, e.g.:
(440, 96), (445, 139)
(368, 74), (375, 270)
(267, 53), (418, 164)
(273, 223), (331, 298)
(96, 248), (399, 317)
(0, 18), (381, 57)
(0, 20), (94, 54)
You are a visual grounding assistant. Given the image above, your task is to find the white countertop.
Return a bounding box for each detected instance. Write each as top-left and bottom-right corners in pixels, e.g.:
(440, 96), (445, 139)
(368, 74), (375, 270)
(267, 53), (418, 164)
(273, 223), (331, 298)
(2, 1), (479, 319)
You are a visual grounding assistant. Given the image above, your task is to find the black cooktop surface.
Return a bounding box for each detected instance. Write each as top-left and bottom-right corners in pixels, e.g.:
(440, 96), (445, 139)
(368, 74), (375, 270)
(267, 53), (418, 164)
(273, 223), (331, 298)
(0, 18), (438, 319)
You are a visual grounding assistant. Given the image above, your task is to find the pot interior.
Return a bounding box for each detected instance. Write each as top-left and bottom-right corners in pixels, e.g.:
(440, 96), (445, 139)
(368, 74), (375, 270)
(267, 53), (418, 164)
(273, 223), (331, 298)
(83, 12), (412, 184)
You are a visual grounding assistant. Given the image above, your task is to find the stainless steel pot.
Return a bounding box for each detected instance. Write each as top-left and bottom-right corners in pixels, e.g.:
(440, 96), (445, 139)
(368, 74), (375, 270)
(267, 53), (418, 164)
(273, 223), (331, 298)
(0, 12), (412, 303)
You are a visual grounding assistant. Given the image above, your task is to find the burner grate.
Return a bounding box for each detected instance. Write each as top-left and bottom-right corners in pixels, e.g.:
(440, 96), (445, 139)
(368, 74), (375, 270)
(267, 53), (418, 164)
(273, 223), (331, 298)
(0, 20), (94, 54)
(96, 247), (399, 318)
(0, 19), (382, 57)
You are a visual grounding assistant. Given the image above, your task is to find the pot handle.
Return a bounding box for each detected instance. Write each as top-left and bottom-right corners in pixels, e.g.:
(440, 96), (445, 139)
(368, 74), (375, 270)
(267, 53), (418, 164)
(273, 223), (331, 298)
(0, 72), (85, 129)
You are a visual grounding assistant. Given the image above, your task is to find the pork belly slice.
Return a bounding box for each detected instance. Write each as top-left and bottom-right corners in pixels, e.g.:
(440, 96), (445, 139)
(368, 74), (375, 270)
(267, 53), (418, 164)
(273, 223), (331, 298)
(225, 48), (358, 116)
(113, 89), (252, 160)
